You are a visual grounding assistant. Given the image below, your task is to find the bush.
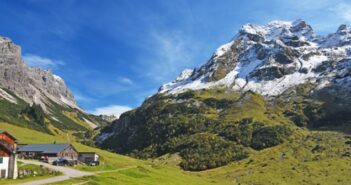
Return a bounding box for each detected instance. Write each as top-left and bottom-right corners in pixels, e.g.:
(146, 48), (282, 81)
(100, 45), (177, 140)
(251, 125), (292, 150)
(21, 104), (48, 131)
(219, 119), (264, 146)
(179, 133), (248, 171)
(203, 98), (233, 108)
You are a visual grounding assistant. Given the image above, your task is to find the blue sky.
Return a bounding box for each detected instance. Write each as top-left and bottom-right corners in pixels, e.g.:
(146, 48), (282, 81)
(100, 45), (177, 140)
(1, 0), (351, 116)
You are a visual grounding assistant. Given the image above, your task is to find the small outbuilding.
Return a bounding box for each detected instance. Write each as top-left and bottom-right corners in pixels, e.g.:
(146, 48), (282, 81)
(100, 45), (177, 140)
(18, 143), (78, 163)
(78, 152), (99, 165)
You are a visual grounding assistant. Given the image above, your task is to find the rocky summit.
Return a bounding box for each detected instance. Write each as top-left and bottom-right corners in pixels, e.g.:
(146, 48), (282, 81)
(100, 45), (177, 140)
(160, 20), (351, 96)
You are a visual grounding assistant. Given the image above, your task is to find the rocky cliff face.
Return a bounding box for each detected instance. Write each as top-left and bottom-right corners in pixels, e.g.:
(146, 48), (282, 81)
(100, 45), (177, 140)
(160, 20), (351, 96)
(0, 36), (109, 136)
(0, 36), (80, 111)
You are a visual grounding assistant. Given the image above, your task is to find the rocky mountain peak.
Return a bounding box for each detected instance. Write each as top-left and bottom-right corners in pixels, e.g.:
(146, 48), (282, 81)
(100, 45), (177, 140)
(0, 36), (81, 111)
(321, 24), (351, 48)
(176, 69), (194, 82)
(159, 20), (351, 96)
(238, 19), (315, 43)
(337, 24), (350, 33)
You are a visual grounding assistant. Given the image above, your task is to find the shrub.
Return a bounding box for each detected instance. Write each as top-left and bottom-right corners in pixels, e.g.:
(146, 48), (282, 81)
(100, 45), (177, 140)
(219, 119), (264, 146)
(21, 104), (45, 125)
(251, 125), (292, 150)
(179, 133), (248, 171)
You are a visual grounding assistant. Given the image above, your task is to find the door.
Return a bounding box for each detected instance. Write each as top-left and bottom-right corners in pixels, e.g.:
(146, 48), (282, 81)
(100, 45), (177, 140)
(1, 169), (6, 178)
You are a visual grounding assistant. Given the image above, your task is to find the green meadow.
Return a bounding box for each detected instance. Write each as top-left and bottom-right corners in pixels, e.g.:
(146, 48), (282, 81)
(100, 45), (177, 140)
(2, 121), (351, 184)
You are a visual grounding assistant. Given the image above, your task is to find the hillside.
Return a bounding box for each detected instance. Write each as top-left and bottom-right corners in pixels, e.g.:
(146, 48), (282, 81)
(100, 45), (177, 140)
(0, 122), (220, 185)
(0, 36), (223, 184)
(3, 119), (351, 184)
(98, 19), (351, 176)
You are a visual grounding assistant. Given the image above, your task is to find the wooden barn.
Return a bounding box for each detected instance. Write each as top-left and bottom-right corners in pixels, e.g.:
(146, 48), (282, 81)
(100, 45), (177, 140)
(78, 152), (100, 165)
(18, 143), (78, 163)
(0, 130), (18, 179)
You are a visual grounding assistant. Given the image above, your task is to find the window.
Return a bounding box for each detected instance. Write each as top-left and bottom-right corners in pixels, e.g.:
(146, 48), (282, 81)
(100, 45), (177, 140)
(0, 157), (3, 164)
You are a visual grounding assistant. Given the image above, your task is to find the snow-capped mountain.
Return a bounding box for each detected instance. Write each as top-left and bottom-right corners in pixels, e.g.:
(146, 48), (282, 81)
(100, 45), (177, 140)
(98, 20), (351, 171)
(159, 20), (351, 96)
(0, 36), (81, 111)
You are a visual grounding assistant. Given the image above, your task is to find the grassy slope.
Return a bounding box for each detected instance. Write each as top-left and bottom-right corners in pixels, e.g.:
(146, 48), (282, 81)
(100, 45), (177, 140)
(1, 122), (351, 184)
(56, 129), (351, 185)
(0, 122), (216, 185)
(2, 87), (351, 184)
(198, 130), (351, 185)
(98, 88), (351, 184)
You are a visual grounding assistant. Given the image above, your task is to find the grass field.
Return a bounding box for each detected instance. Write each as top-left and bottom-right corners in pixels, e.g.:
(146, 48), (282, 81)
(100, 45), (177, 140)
(0, 162), (62, 185)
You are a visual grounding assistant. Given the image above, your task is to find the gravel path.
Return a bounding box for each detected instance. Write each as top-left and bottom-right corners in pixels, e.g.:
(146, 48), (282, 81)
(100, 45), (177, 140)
(17, 160), (93, 185)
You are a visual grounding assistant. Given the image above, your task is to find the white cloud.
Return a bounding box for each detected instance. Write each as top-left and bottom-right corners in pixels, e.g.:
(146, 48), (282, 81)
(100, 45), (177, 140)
(23, 54), (65, 68)
(119, 77), (134, 85)
(90, 105), (132, 118)
(333, 3), (351, 22)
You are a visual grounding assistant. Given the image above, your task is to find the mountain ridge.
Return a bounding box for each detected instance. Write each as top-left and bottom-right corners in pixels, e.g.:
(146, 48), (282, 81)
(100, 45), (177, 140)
(159, 19), (351, 97)
(0, 36), (109, 138)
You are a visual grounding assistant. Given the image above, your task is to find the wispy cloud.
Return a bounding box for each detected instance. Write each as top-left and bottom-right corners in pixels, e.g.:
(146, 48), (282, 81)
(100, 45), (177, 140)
(139, 31), (199, 83)
(23, 53), (65, 68)
(118, 77), (134, 85)
(89, 105), (132, 118)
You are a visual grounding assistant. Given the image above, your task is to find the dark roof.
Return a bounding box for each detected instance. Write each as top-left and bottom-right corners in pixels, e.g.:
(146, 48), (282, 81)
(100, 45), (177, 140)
(18, 144), (71, 153)
(0, 130), (18, 141)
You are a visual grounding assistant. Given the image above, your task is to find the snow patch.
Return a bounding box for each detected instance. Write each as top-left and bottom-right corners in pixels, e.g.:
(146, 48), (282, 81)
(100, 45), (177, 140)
(302, 54), (329, 71)
(53, 74), (63, 81)
(214, 41), (234, 57)
(96, 132), (113, 143)
(60, 95), (82, 111)
(83, 117), (98, 129)
(176, 69), (193, 82)
(51, 116), (61, 123)
(241, 72), (318, 96)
